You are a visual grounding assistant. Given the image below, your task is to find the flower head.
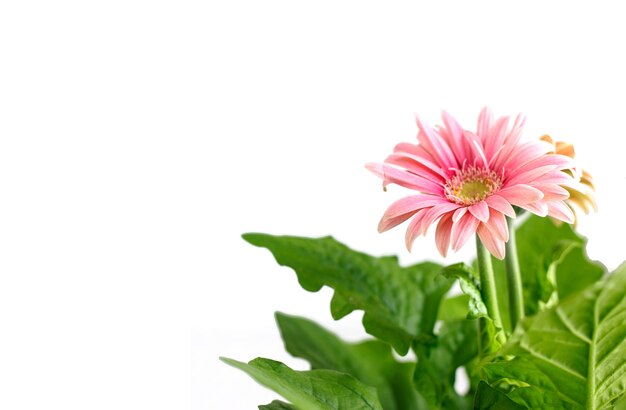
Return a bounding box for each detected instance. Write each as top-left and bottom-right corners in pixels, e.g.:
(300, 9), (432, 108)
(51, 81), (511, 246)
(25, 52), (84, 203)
(540, 135), (597, 225)
(367, 108), (577, 259)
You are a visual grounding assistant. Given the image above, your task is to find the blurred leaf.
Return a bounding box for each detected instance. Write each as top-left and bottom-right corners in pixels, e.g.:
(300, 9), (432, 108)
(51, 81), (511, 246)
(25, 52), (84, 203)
(413, 319), (478, 409)
(221, 357), (383, 410)
(481, 263), (626, 409)
(258, 400), (297, 410)
(276, 312), (422, 410)
(438, 294), (470, 322)
(473, 381), (524, 409)
(489, 215), (606, 321)
(243, 234), (452, 354)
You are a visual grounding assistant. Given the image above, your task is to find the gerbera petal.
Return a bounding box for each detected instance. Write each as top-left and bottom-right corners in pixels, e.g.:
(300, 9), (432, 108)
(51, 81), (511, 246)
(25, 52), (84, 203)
(485, 195), (516, 218)
(497, 184), (544, 206)
(532, 170), (577, 187)
(519, 200), (549, 216)
(495, 140), (552, 173)
(476, 106), (494, 142)
(484, 209), (509, 242)
(435, 213), (454, 257)
(505, 165), (560, 186)
(405, 208), (429, 251)
(388, 148), (448, 179)
(547, 201), (576, 224)
(385, 154), (446, 182)
(530, 183), (570, 201)
(378, 195), (447, 232)
(452, 207), (467, 222)
(415, 115), (458, 170)
(469, 201), (490, 223)
(418, 202), (462, 236)
(484, 115), (510, 159)
(508, 153), (575, 177)
(441, 110), (467, 163)
(466, 133), (489, 168)
(365, 163), (444, 195)
(477, 223), (506, 260)
(450, 213), (480, 251)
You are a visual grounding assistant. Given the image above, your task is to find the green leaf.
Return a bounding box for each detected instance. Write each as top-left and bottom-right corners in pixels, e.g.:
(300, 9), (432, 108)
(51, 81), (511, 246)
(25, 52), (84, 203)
(258, 400), (297, 410)
(555, 244), (605, 300)
(490, 215), (606, 319)
(243, 234), (452, 354)
(440, 263), (503, 356)
(275, 312), (422, 410)
(440, 263), (487, 319)
(482, 262), (626, 409)
(221, 357), (383, 410)
(474, 381), (525, 409)
(413, 319), (478, 409)
(438, 294), (470, 322)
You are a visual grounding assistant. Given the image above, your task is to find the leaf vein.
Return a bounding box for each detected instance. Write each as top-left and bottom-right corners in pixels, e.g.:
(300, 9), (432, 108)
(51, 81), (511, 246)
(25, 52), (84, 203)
(556, 307), (591, 344)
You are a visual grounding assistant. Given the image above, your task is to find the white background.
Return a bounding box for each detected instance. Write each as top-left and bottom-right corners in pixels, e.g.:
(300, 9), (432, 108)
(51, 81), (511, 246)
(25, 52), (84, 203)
(1, 1), (625, 409)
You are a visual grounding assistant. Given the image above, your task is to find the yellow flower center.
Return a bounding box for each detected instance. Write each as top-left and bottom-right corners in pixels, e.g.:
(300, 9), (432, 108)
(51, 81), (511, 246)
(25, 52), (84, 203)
(445, 167), (503, 205)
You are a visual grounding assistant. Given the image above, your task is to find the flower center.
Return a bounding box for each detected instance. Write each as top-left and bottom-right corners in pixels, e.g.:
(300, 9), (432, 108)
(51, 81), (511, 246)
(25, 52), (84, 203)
(445, 166), (503, 205)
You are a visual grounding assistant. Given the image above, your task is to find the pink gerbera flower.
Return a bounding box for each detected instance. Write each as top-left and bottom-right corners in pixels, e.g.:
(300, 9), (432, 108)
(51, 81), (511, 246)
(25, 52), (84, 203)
(367, 108), (577, 259)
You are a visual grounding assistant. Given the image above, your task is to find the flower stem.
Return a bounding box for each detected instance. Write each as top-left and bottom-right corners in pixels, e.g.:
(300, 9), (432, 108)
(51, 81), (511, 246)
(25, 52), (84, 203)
(505, 216), (524, 330)
(476, 235), (503, 331)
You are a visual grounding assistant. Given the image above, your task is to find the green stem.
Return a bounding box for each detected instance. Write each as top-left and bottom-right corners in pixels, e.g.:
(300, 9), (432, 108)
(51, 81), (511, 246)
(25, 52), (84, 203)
(476, 236), (504, 333)
(505, 217), (524, 330)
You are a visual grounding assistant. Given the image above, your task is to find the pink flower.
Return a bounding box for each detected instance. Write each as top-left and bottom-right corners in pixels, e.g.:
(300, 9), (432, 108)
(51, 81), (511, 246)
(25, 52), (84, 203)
(367, 108), (577, 259)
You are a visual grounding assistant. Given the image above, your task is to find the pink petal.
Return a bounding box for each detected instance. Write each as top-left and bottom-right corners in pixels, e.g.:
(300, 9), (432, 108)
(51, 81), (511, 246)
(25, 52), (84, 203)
(365, 163), (444, 195)
(485, 195), (516, 218)
(532, 170), (577, 187)
(476, 107), (494, 142)
(505, 165), (559, 186)
(415, 115), (458, 170)
(418, 202), (462, 236)
(507, 113), (526, 144)
(477, 223), (506, 260)
(393, 142), (421, 156)
(450, 212), (480, 251)
(469, 201), (490, 223)
(435, 213), (454, 257)
(495, 140), (552, 173)
(508, 153), (575, 177)
(530, 183), (570, 201)
(484, 209), (509, 242)
(441, 110), (467, 163)
(387, 151), (447, 179)
(405, 208), (429, 251)
(497, 184), (544, 206)
(384, 154), (446, 182)
(452, 207), (467, 222)
(378, 195), (447, 232)
(547, 201), (575, 224)
(519, 200), (549, 216)
(467, 133), (489, 168)
(484, 115), (510, 159)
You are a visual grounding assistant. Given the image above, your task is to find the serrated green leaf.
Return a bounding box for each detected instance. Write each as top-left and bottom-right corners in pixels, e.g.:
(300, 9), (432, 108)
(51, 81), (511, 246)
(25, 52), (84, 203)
(275, 312), (422, 410)
(440, 263), (503, 356)
(243, 234), (452, 354)
(221, 357), (383, 410)
(490, 215), (606, 320)
(440, 263), (487, 319)
(482, 262), (626, 409)
(413, 319), (478, 409)
(473, 381), (524, 409)
(258, 400), (297, 410)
